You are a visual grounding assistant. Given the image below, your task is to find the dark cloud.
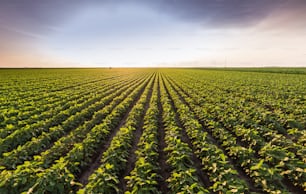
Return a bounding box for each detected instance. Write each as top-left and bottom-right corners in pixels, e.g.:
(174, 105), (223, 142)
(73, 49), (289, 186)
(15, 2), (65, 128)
(150, 0), (306, 27)
(1, 0), (306, 32)
(0, 0), (305, 44)
(0, 0), (84, 33)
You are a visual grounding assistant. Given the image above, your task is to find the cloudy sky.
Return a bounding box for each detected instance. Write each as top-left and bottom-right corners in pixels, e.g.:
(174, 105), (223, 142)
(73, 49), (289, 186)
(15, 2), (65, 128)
(0, 0), (306, 67)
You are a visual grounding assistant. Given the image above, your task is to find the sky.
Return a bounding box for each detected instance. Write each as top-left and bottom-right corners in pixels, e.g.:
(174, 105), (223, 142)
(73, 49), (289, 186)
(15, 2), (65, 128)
(0, 0), (306, 67)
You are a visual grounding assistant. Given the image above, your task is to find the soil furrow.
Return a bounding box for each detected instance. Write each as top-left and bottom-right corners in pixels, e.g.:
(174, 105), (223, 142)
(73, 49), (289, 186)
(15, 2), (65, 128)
(156, 73), (170, 194)
(160, 73), (210, 189)
(163, 74), (264, 193)
(165, 74), (305, 193)
(119, 73), (156, 193)
(77, 73), (155, 186)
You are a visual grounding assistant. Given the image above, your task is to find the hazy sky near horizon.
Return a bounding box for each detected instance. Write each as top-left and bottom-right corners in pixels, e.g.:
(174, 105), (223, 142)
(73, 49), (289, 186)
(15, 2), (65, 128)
(1, 0), (306, 67)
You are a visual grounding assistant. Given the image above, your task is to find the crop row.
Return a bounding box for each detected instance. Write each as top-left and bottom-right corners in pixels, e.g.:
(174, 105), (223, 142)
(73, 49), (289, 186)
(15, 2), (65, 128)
(162, 75), (251, 193)
(0, 78), (129, 157)
(159, 74), (208, 193)
(77, 73), (155, 193)
(124, 75), (162, 194)
(0, 74), (146, 169)
(0, 73), (155, 194)
(0, 69), (304, 193)
(163, 72), (305, 193)
(0, 73), (136, 134)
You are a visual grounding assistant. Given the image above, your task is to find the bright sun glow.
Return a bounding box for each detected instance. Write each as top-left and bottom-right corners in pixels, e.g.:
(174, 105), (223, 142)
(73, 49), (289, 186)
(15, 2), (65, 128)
(0, 0), (306, 67)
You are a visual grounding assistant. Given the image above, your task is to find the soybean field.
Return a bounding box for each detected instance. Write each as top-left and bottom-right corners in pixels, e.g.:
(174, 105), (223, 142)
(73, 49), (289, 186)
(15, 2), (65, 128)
(0, 68), (305, 194)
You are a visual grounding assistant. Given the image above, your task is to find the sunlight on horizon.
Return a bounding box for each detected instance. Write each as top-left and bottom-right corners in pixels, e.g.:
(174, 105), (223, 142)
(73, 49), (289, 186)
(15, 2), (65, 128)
(1, 0), (306, 67)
